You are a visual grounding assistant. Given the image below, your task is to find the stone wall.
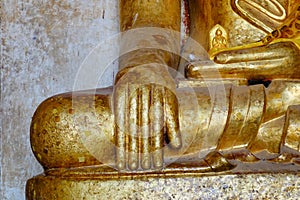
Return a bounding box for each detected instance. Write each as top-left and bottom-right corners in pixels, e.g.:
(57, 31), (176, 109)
(2, 0), (300, 199)
(1, 1), (119, 199)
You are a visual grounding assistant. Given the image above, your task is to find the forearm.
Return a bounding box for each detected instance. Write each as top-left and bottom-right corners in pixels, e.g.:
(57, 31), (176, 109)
(118, 0), (181, 82)
(120, 0), (181, 31)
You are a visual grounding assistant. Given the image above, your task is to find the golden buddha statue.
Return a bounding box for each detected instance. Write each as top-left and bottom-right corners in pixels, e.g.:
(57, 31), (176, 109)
(27, 0), (300, 198)
(212, 28), (228, 49)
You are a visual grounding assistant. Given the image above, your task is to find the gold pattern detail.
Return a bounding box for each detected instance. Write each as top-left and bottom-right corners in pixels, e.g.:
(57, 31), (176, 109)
(209, 24), (228, 55)
(262, 4), (300, 44)
(232, 0), (287, 32)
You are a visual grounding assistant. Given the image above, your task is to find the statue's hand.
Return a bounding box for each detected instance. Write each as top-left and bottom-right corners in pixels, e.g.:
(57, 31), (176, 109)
(113, 64), (181, 171)
(186, 41), (300, 80)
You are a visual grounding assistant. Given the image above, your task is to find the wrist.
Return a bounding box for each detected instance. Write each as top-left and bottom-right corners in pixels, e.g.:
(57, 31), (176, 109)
(115, 64), (175, 90)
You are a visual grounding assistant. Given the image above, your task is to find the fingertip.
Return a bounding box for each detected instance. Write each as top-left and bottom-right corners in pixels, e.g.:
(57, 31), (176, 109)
(169, 134), (182, 149)
(154, 161), (163, 169)
(117, 160), (126, 171)
(214, 52), (228, 63)
(153, 150), (164, 169)
(128, 152), (139, 171)
(128, 160), (138, 171)
(141, 154), (151, 170)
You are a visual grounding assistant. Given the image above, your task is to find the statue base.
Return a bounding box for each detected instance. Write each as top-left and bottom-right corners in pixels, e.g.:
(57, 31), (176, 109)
(26, 171), (300, 199)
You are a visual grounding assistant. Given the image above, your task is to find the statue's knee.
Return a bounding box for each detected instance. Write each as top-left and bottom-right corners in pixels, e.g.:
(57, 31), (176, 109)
(30, 92), (108, 169)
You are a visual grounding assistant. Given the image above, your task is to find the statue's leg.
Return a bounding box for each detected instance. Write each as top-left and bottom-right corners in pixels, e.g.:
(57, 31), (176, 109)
(216, 84), (265, 163)
(32, 80), (300, 173)
(31, 83), (237, 173)
(215, 80), (300, 168)
(30, 87), (115, 170)
(265, 105), (300, 164)
(209, 80), (300, 165)
(249, 80), (300, 162)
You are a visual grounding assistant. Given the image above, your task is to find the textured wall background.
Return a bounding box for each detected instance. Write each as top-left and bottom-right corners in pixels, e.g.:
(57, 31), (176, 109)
(1, 0), (119, 199)
(2, 1), (300, 199)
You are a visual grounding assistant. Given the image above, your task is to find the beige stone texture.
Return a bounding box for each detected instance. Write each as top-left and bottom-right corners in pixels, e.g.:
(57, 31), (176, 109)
(26, 174), (300, 199)
(1, 0), (119, 199)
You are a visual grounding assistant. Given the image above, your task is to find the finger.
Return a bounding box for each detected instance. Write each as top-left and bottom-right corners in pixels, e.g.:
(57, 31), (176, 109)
(114, 84), (128, 170)
(187, 57), (289, 80)
(128, 85), (140, 170)
(151, 85), (164, 169)
(185, 61), (220, 79)
(165, 89), (182, 149)
(140, 85), (151, 170)
(214, 42), (292, 64)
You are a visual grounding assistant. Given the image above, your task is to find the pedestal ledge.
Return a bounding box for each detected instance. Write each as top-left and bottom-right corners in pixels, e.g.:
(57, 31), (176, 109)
(26, 172), (300, 199)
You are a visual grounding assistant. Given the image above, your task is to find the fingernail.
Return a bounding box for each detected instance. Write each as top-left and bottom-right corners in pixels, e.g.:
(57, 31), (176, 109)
(153, 151), (163, 169)
(142, 155), (151, 170)
(170, 139), (182, 149)
(215, 53), (227, 63)
(117, 161), (126, 170)
(154, 160), (163, 169)
(129, 161), (138, 171)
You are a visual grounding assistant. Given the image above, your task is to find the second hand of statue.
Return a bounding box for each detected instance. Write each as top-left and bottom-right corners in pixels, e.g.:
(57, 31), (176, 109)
(113, 65), (182, 171)
(187, 40), (300, 80)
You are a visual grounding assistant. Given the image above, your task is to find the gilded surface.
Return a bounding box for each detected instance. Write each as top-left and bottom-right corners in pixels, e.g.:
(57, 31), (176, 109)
(27, 0), (300, 199)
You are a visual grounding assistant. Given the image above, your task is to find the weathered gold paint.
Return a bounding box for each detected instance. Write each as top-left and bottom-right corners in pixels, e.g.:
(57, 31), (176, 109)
(27, 0), (300, 199)
(116, 0), (182, 171)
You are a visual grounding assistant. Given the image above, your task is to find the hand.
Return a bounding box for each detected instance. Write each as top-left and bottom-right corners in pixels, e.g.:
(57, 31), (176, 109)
(113, 64), (181, 171)
(186, 41), (300, 80)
